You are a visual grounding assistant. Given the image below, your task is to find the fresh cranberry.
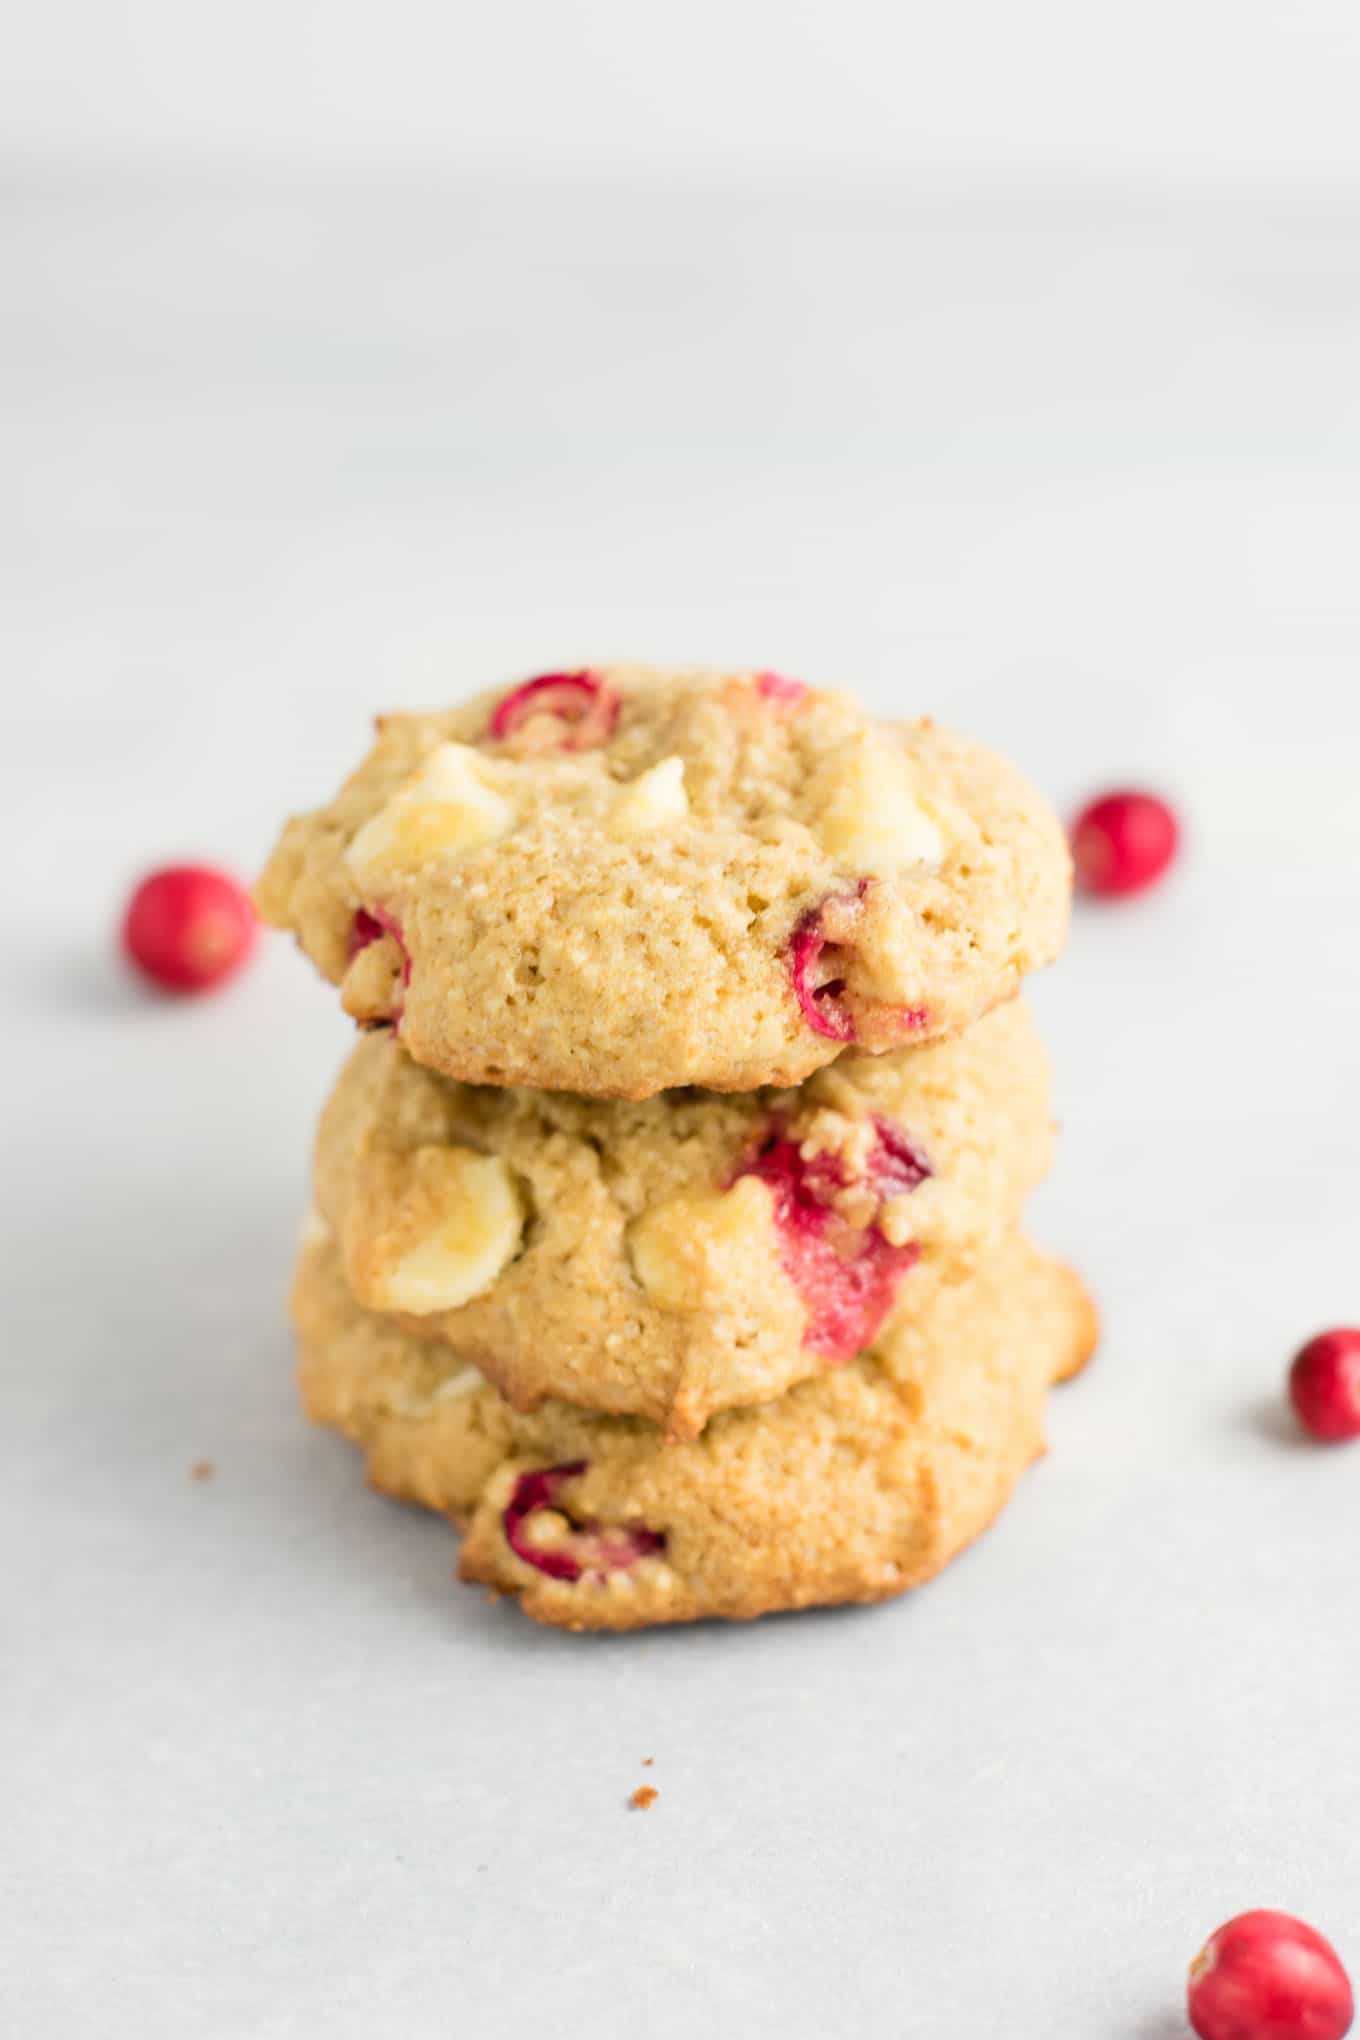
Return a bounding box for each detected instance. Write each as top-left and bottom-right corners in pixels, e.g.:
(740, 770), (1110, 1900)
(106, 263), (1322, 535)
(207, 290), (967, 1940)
(504, 1463), (664, 1583)
(736, 1117), (928, 1359)
(1289, 1330), (1360, 1443)
(487, 671), (619, 749)
(1071, 788), (1179, 898)
(755, 670), (808, 706)
(1188, 1910), (1353, 2040)
(121, 865), (257, 994)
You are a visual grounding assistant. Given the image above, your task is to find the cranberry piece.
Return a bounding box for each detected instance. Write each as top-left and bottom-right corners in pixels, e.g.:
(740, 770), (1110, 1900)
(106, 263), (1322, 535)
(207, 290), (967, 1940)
(487, 671), (619, 749)
(867, 1116), (933, 1198)
(503, 1463), (664, 1583)
(786, 890), (929, 1044)
(346, 905), (409, 983)
(755, 670), (808, 706)
(347, 908), (386, 961)
(786, 898), (858, 1041)
(346, 906), (411, 1027)
(1289, 1329), (1360, 1443)
(1188, 1910), (1353, 2040)
(737, 1117), (928, 1360)
(121, 865), (257, 994)
(1071, 787), (1179, 898)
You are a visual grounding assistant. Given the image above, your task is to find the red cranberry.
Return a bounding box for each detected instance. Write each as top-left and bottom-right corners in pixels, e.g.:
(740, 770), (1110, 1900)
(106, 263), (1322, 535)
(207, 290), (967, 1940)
(487, 671), (619, 749)
(346, 906), (411, 1027)
(1071, 787), (1179, 898)
(121, 865), (257, 994)
(786, 888), (928, 1044)
(786, 895), (859, 1041)
(1289, 1330), (1360, 1443)
(736, 1117), (928, 1360)
(755, 670), (808, 706)
(867, 1116), (933, 1198)
(347, 908), (386, 960)
(503, 1463), (664, 1583)
(1188, 1910), (1353, 2040)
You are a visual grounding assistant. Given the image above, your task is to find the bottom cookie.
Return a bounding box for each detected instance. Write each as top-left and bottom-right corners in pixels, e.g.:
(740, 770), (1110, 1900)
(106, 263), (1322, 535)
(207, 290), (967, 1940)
(292, 1235), (1096, 1632)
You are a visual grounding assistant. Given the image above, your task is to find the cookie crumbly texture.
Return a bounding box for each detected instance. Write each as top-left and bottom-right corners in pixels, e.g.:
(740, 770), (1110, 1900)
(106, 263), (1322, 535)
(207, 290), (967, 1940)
(257, 666), (1071, 1099)
(312, 1000), (1055, 1437)
(292, 1234), (1097, 1632)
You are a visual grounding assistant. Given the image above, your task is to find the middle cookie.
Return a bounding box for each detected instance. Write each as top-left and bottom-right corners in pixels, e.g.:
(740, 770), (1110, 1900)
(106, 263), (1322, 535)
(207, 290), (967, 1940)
(313, 998), (1054, 1439)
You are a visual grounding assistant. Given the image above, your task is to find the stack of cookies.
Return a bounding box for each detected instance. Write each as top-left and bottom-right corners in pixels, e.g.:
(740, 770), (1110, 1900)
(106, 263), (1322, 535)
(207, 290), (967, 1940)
(260, 666), (1096, 1631)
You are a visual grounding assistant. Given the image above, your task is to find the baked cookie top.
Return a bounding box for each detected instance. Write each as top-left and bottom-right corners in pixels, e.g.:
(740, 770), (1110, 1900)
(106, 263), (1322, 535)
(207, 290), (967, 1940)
(312, 999), (1054, 1438)
(293, 1232), (1096, 1632)
(258, 665), (1071, 1098)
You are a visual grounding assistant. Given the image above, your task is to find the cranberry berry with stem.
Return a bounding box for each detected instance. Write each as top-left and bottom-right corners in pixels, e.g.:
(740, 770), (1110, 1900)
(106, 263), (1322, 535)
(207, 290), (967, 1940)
(121, 864), (257, 994)
(1071, 787), (1180, 899)
(1188, 1910), (1354, 2040)
(1289, 1329), (1360, 1443)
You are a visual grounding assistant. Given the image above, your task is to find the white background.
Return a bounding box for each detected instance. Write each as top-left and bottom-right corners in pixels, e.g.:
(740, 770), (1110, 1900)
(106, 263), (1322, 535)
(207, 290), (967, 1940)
(5, 8), (1360, 2037)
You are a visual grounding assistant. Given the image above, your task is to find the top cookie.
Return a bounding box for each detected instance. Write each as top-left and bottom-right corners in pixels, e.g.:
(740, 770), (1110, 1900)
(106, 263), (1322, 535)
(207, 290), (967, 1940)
(258, 665), (1071, 1098)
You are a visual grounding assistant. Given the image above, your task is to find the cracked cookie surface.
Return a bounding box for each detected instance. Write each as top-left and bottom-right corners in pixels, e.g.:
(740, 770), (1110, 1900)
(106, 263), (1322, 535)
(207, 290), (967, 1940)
(293, 1231), (1096, 1631)
(312, 999), (1054, 1437)
(258, 665), (1071, 1098)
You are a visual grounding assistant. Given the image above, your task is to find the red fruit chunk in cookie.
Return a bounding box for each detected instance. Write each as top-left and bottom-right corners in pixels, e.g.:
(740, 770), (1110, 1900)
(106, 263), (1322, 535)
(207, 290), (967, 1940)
(347, 908), (386, 960)
(866, 1116), (933, 1198)
(786, 898), (858, 1041)
(755, 670), (808, 706)
(1071, 787), (1179, 898)
(504, 1463), (664, 1583)
(1188, 1910), (1354, 2040)
(487, 671), (619, 750)
(347, 905), (411, 1027)
(738, 1117), (928, 1361)
(1289, 1329), (1360, 1443)
(347, 904), (409, 979)
(121, 864), (257, 994)
(786, 887), (929, 1044)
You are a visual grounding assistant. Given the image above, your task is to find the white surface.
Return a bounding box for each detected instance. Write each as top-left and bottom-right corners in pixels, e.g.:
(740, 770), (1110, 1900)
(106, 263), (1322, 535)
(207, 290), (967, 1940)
(11, 0), (1360, 188)
(5, 168), (1360, 2038)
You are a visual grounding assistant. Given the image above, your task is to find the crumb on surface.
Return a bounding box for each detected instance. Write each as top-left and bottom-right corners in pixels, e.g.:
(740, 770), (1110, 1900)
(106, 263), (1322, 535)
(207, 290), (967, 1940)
(190, 1459), (215, 1482)
(630, 1786), (659, 1811)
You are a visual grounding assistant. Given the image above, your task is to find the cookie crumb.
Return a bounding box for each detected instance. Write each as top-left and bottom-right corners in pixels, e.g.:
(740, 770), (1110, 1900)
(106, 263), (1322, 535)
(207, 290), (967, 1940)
(190, 1459), (215, 1482)
(630, 1786), (659, 1811)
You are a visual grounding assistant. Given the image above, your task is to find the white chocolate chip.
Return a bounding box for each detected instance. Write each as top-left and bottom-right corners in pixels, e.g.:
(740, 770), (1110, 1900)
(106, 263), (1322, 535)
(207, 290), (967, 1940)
(607, 755), (689, 836)
(344, 743), (515, 882)
(428, 1364), (484, 1402)
(397, 1362), (485, 1416)
(364, 1147), (524, 1315)
(813, 736), (944, 873)
(628, 1175), (774, 1310)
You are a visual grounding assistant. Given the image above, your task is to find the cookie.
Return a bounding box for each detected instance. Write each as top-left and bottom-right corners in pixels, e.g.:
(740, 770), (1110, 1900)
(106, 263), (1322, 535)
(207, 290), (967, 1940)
(292, 1232), (1096, 1632)
(312, 999), (1054, 1438)
(258, 665), (1071, 1098)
